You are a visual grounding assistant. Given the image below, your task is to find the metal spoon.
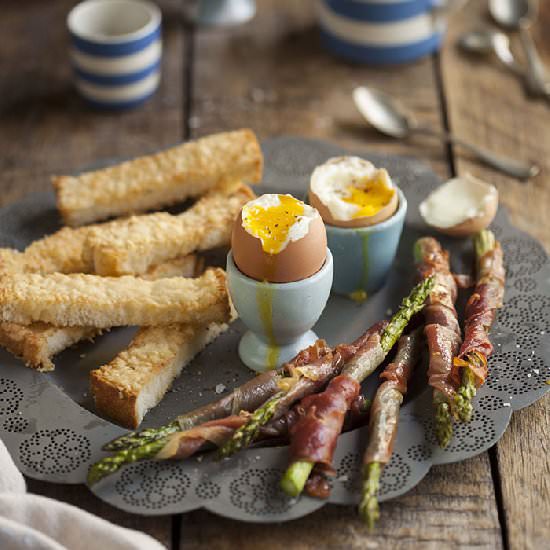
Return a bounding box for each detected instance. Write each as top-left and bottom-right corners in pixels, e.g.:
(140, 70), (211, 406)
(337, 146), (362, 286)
(352, 86), (539, 180)
(458, 29), (524, 76)
(489, 0), (550, 96)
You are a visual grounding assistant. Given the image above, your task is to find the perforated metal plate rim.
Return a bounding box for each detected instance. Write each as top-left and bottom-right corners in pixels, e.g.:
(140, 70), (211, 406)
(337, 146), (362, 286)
(0, 136), (548, 522)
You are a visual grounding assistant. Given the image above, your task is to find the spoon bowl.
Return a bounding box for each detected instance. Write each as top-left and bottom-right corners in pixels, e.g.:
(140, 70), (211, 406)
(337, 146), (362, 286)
(352, 87), (412, 139)
(458, 29), (521, 74)
(352, 86), (540, 180)
(489, 0), (533, 29)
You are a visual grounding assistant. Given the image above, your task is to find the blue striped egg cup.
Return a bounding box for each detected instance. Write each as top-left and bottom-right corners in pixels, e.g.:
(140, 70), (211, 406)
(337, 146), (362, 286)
(326, 188), (407, 298)
(318, 0), (455, 64)
(68, 0), (162, 109)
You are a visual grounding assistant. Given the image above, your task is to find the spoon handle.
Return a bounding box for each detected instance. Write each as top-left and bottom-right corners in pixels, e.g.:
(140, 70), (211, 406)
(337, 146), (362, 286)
(413, 127), (539, 180)
(519, 22), (550, 95)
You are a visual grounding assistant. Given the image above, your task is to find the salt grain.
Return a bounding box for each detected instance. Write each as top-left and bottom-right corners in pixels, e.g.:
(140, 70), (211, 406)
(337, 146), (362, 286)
(533, 369), (540, 375)
(503, 403), (511, 407)
(215, 384), (226, 394)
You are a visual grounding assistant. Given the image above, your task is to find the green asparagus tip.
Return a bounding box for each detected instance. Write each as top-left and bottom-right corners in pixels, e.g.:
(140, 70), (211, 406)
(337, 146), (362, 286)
(435, 401), (453, 448)
(102, 421), (180, 452)
(217, 392), (284, 460)
(359, 462), (382, 530)
(280, 460), (314, 497)
(454, 367), (477, 422)
(380, 276), (434, 353)
(474, 230), (495, 259)
(88, 437), (168, 486)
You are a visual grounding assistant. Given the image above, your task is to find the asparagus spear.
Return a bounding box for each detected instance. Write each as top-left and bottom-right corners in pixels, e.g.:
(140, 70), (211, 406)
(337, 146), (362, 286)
(359, 328), (423, 528)
(454, 230), (505, 421)
(280, 277), (434, 498)
(414, 237), (461, 448)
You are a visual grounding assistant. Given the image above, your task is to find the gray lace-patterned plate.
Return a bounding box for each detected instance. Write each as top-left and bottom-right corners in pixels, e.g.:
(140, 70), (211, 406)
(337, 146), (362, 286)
(0, 137), (548, 523)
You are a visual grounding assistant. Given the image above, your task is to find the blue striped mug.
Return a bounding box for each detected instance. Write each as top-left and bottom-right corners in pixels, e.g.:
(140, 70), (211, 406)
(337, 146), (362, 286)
(318, 0), (463, 64)
(68, 0), (162, 109)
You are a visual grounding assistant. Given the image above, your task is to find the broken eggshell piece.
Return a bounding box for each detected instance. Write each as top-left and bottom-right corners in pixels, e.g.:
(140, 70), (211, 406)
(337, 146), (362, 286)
(419, 174), (498, 238)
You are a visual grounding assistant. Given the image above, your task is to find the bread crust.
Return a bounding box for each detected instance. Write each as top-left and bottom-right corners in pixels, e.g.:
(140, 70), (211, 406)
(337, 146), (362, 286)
(85, 182), (255, 276)
(53, 129), (262, 226)
(0, 268), (229, 328)
(90, 322), (229, 428)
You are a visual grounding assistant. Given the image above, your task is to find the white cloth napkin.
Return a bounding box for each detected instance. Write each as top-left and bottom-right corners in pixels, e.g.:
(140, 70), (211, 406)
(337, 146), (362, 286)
(0, 439), (166, 550)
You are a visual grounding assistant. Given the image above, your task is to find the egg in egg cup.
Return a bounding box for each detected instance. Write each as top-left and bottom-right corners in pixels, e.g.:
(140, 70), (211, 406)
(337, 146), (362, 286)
(227, 194), (333, 372)
(309, 157), (407, 301)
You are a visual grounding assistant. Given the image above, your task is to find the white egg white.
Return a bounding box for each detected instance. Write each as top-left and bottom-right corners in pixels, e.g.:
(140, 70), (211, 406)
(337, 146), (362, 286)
(419, 174), (498, 229)
(309, 156), (393, 222)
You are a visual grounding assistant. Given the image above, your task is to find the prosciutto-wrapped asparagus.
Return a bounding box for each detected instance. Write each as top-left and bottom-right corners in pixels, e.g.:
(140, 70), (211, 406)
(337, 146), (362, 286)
(89, 324), (383, 485)
(279, 277), (434, 498)
(217, 322), (387, 458)
(148, 394), (371, 461)
(359, 328), (423, 528)
(415, 237), (462, 448)
(452, 230), (505, 421)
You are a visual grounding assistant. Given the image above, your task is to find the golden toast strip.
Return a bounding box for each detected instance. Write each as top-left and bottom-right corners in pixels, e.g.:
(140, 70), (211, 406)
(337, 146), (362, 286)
(142, 254), (204, 280)
(0, 248), (204, 371)
(21, 215), (132, 274)
(90, 322), (229, 428)
(0, 323), (99, 372)
(85, 182), (255, 276)
(53, 129), (263, 226)
(0, 268), (229, 328)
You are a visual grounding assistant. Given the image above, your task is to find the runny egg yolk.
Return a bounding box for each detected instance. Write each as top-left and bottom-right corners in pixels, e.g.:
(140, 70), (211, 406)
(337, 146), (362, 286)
(342, 173), (395, 219)
(242, 195), (305, 254)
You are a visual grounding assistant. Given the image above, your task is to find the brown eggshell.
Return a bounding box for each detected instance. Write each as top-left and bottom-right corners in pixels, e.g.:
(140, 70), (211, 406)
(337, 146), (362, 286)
(308, 188), (398, 228)
(430, 195), (498, 238)
(231, 211), (327, 283)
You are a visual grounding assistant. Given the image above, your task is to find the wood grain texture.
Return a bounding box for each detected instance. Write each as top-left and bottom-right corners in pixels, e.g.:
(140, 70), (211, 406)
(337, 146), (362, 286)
(441, 2), (550, 548)
(0, 0), (184, 208)
(180, 455), (501, 550)
(0, 0), (186, 545)
(190, 0), (449, 178)
(183, 1), (503, 547)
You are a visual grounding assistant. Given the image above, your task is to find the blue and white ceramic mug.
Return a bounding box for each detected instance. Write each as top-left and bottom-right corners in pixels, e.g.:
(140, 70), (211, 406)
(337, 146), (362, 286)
(68, 0), (162, 108)
(318, 0), (462, 64)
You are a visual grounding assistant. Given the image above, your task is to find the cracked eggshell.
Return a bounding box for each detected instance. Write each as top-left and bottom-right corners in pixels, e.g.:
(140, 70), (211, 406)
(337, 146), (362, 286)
(419, 174), (499, 238)
(231, 211), (327, 283)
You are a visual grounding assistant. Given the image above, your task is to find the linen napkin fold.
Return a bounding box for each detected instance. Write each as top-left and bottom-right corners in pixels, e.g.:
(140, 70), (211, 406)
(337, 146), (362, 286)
(0, 439), (166, 550)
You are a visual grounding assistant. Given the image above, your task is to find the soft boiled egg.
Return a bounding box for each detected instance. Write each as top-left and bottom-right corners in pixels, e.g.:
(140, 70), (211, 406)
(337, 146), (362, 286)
(232, 194), (327, 283)
(308, 156), (398, 228)
(419, 174), (498, 237)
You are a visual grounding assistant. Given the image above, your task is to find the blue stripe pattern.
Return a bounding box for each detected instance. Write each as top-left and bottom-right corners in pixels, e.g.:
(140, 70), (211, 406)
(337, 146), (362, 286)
(74, 59), (161, 86)
(324, 0), (435, 22)
(318, 0), (445, 64)
(70, 25), (161, 57)
(84, 90), (157, 110)
(320, 30), (443, 65)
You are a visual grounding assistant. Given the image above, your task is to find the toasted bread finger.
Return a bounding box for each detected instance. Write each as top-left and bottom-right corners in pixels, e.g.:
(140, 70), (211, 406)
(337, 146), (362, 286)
(90, 322), (230, 428)
(53, 129), (263, 226)
(86, 182), (255, 276)
(0, 248), (204, 371)
(0, 268), (229, 328)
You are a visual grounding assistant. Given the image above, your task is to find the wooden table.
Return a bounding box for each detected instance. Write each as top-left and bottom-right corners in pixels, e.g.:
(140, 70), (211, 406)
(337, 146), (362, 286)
(1, 1), (548, 548)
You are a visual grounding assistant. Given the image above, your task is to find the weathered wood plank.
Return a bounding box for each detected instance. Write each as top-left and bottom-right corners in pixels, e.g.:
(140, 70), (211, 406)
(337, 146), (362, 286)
(182, 1), (503, 547)
(0, 1), (186, 545)
(0, 0), (184, 208)
(188, 0), (448, 177)
(441, 2), (550, 549)
(181, 455), (501, 550)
